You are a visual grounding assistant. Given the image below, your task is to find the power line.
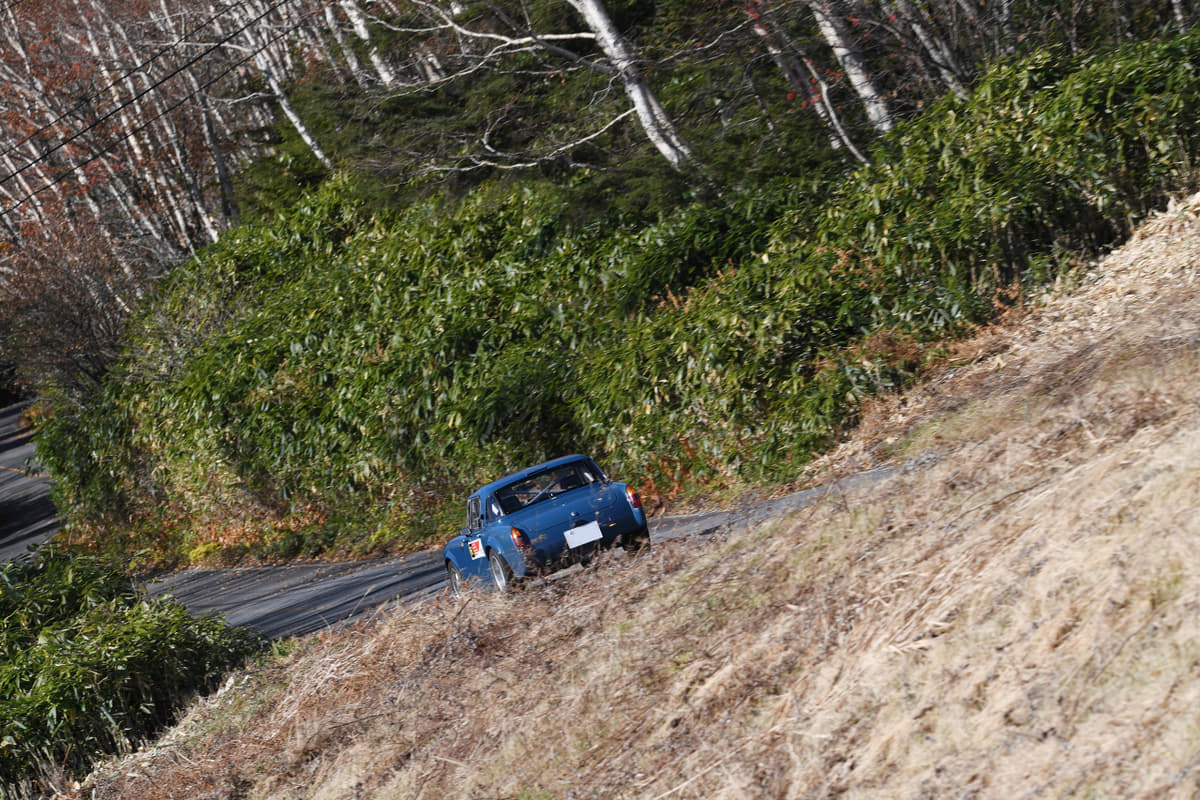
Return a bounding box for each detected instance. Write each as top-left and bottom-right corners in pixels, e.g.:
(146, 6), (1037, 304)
(4, 22), (307, 218)
(0, 0), (33, 16)
(0, 0), (296, 194)
(0, 0), (309, 211)
(0, 0), (240, 175)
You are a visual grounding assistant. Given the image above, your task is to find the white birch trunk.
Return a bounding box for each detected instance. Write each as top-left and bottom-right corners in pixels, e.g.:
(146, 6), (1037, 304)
(100, 2), (219, 247)
(149, 0), (229, 241)
(1172, 0), (1190, 33)
(94, 162), (172, 249)
(563, 0), (695, 171)
(324, 5), (369, 86)
(77, 185), (145, 292)
(806, 0), (894, 133)
(997, 0), (1018, 56)
(884, 0), (967, 98)
(0, 152), (50, 225)
(340, 0), (397, 87)
(259, 58), (335, 170)
(197, 87), (240, 226)
(416, 48), (445, 83)
(227, 1), (335, 170)
(0, 8), (49, 98)
(747, 1), (864, 159)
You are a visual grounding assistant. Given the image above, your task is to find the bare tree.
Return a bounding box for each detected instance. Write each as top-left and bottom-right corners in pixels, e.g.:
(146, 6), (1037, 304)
(322, 3), (370, 87)
(339, 0), (398, 87)
(879, 0), (969, 98)
(1171, 0), (1192, 32)
(0, 224), (142, 402)
(0, 0), (293, 394)
(0, 0), (1189, 397)
(363, 0), (697, 172)
(223, 0), (334, 169)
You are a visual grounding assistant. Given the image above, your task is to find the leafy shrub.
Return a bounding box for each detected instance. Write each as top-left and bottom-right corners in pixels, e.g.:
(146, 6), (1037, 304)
(0, 552), (260, 795)
(35, 30), (1200, 560)
(578, 32), (1200, 483)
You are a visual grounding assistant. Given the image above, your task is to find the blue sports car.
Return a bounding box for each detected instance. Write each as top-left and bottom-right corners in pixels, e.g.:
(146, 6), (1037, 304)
(443, 454), (649, 594)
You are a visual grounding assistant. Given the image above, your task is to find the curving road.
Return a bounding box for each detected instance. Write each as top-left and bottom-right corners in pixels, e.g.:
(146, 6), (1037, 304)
(142, 552), (448, 639)
(0, 402), (893, 639)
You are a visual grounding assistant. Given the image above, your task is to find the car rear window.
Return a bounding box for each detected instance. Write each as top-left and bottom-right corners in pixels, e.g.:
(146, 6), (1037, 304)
(494, 462), (595, 513)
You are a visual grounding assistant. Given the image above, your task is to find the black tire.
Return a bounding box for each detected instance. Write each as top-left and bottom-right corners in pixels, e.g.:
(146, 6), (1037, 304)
(488, 549), (516, 591)
(446, 561), (466, 597)
(621, 525), (651, 553)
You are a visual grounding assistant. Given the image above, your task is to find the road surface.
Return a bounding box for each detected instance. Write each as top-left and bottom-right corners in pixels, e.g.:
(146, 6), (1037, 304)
(0, 403), (57, 565)
(0, 401), (894, 639)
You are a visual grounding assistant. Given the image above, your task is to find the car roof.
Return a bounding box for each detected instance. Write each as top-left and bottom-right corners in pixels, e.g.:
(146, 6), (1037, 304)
(469, 454), (591, 501)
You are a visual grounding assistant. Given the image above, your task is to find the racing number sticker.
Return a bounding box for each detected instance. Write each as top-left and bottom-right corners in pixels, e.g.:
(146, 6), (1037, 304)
(468, 539), (485, 560)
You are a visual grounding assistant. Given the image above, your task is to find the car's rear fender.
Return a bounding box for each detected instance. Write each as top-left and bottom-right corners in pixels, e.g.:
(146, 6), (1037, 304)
(484, 537), (535, 580)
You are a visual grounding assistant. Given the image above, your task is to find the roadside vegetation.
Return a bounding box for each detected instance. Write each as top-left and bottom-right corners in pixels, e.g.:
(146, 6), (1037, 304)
(71, 193), (1200, 798)
(37, 29), (1200, 565)
(0, 551), (259, 797)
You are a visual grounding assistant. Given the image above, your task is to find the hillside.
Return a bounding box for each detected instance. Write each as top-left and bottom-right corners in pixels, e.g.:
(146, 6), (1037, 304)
(31, 26), (1200, 569)
(65, 193), (1200, 798)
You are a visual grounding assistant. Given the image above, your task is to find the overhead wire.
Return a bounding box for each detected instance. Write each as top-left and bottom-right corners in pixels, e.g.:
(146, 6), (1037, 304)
(0, 18), (307, 220)
(0, 0), (245, 176)
(0, 0), (297, 192)
(0, 0), (318, 218)
(0, 0), (33, 15)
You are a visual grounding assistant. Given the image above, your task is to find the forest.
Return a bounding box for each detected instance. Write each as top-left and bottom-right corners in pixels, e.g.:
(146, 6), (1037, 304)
(0, 0), (1197, 564)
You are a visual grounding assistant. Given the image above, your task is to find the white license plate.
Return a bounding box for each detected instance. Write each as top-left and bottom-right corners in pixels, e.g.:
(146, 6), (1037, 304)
(564, 520), (603, 548)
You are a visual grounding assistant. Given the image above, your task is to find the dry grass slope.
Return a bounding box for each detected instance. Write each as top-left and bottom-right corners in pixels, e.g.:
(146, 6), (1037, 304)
(75, 194), (1200, 799)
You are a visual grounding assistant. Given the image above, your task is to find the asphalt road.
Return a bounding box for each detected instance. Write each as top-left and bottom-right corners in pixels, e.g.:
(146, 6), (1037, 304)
(0, 401), (894, 640)
(143, 552), (448, 639)
(0, 402), (57, 565)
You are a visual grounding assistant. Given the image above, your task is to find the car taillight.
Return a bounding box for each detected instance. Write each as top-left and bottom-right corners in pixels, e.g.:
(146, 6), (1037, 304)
(625, 485), (642, 510)
(510, 527), (531, 550)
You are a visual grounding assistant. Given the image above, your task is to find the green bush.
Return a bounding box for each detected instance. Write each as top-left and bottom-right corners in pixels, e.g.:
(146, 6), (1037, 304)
(578, 32), (1200, 482)
(0, 552), (260, 796)
(36, 31), (1200, 561)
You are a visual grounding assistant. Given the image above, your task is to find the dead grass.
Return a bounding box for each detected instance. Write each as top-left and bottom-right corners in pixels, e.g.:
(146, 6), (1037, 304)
(71, 193), (1200, 799)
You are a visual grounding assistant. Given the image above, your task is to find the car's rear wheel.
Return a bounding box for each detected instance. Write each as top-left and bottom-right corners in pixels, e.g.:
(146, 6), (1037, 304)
(446, 561), (466, 597)
(488, 550), (516, 591)
(621, 525), (651, 553)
